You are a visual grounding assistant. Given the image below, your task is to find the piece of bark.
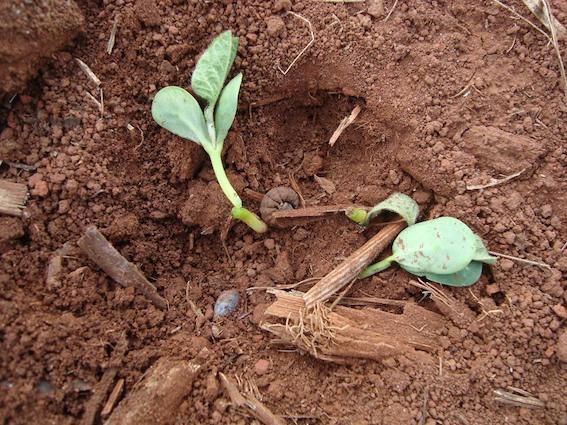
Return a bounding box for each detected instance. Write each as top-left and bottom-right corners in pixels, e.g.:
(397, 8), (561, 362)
(82, 335), (128, 425)
(101, 379), (124, 419)
(303, 221), (406, 308)
(78, 225), (167, 310)
(105, 358), (201, 425)
(83, 369), (118, 425)
(0, 180), (28, 217)
(219, 373), (286, 425)
(262, 290), (444, 363)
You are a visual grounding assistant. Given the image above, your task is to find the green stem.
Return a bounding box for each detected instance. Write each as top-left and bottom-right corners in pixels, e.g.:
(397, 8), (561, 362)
(208, 149), (268, 233)
(232, 207), (268, 233)
(358, 255), (396, 279)
(209, 149), (242, 208)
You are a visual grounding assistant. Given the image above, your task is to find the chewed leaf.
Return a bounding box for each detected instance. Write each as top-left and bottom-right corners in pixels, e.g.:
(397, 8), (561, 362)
(472, 235), (497, 265)
(151, 86), (209, 144)
(191, 31), (237, 107)
(362, 192), (419, 226)
(393, 217), (477, 274)
(409, 261), (483, 287)
(214, 73), (242, 145)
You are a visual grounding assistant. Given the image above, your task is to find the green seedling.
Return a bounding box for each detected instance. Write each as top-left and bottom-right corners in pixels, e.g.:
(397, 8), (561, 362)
(360, 216), (497, 286)
(151, 31), (267, 233)
(347, 192), (420, 227)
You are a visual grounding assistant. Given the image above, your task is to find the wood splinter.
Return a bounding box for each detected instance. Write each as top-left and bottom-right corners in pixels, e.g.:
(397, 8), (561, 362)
(77, 225), (167, 310)
(303, 221), (406, 308)
(220, 373), (286, 425)
(0, 180), (28, 217)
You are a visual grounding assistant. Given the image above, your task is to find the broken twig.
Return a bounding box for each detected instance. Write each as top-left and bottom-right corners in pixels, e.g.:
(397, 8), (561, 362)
(329, 105), (362, 146)
(466, 168), (526, 190)
(78, 225), (168, 309)
(262, 290), (443, 363)
(81, 335), (127, 425)
(268, 204), (366, 228)
(304, 221), (406, 308)
(106, 358), (201, 425)
(489, 250), (551, 269)
(107, 15), (119, 55)
(76, 58), (101, 87)
(101, 378), (124, 419)
(220, 373), (286, 425)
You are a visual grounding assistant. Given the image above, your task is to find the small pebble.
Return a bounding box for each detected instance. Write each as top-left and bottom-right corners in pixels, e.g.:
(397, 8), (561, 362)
(254, 359), (270, 375)
(213, 289), (240, 318)
(500, 259), (514, 271)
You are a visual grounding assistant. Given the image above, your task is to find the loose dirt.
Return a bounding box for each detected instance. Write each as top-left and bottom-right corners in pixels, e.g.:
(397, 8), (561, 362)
(1, 0), (567, 424)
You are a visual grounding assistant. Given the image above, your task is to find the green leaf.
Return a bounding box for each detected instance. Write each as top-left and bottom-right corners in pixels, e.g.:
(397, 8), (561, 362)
(362, 192), (419, 226)
(392, 217), (477, 274)
(422, 261), (483, 287)
(191, 31), (238, 107)
(151, 86), (210, 145)
(228, 36), (238, 79)
(214, 73), (242, 145)
(472, 235), (497, 265)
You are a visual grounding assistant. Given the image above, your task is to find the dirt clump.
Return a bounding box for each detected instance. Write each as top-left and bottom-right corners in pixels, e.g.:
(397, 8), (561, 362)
(0, 0), (84, 93)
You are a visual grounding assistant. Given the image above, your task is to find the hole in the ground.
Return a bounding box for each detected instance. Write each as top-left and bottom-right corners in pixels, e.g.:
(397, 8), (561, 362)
(241, 85), (416, 208)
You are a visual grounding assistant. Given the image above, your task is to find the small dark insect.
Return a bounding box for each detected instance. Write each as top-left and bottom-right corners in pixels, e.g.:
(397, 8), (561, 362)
(260, 186), (300, 223)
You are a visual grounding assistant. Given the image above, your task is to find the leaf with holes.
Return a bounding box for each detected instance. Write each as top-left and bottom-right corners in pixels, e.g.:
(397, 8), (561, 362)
(392, 217), (477, 274)
(360, 216), (496, 287)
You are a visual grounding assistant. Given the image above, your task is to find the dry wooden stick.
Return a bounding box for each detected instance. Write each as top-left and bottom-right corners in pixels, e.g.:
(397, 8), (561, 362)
(101, 378), (124, 419)
(82, 335), (128, 425)
(466, 168), (526, 190)
(268, 204), (367, 228)
(0, 180), (28, 217)
(106, 358), (201, 425)
(82, 369), (118, 425)
(78, 225), (167, 310)
(303, 221), (406, 308)
(219, 373), (287, 425)
(329, 105), (362, 146)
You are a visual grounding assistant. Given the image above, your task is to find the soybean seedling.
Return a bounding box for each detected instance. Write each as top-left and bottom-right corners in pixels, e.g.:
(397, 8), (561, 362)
(349, 194), (496, 286)
(151, 31), (267, 233)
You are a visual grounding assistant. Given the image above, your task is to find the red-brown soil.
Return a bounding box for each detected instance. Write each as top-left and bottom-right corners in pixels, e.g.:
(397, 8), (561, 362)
(1, 0), (567, 424)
